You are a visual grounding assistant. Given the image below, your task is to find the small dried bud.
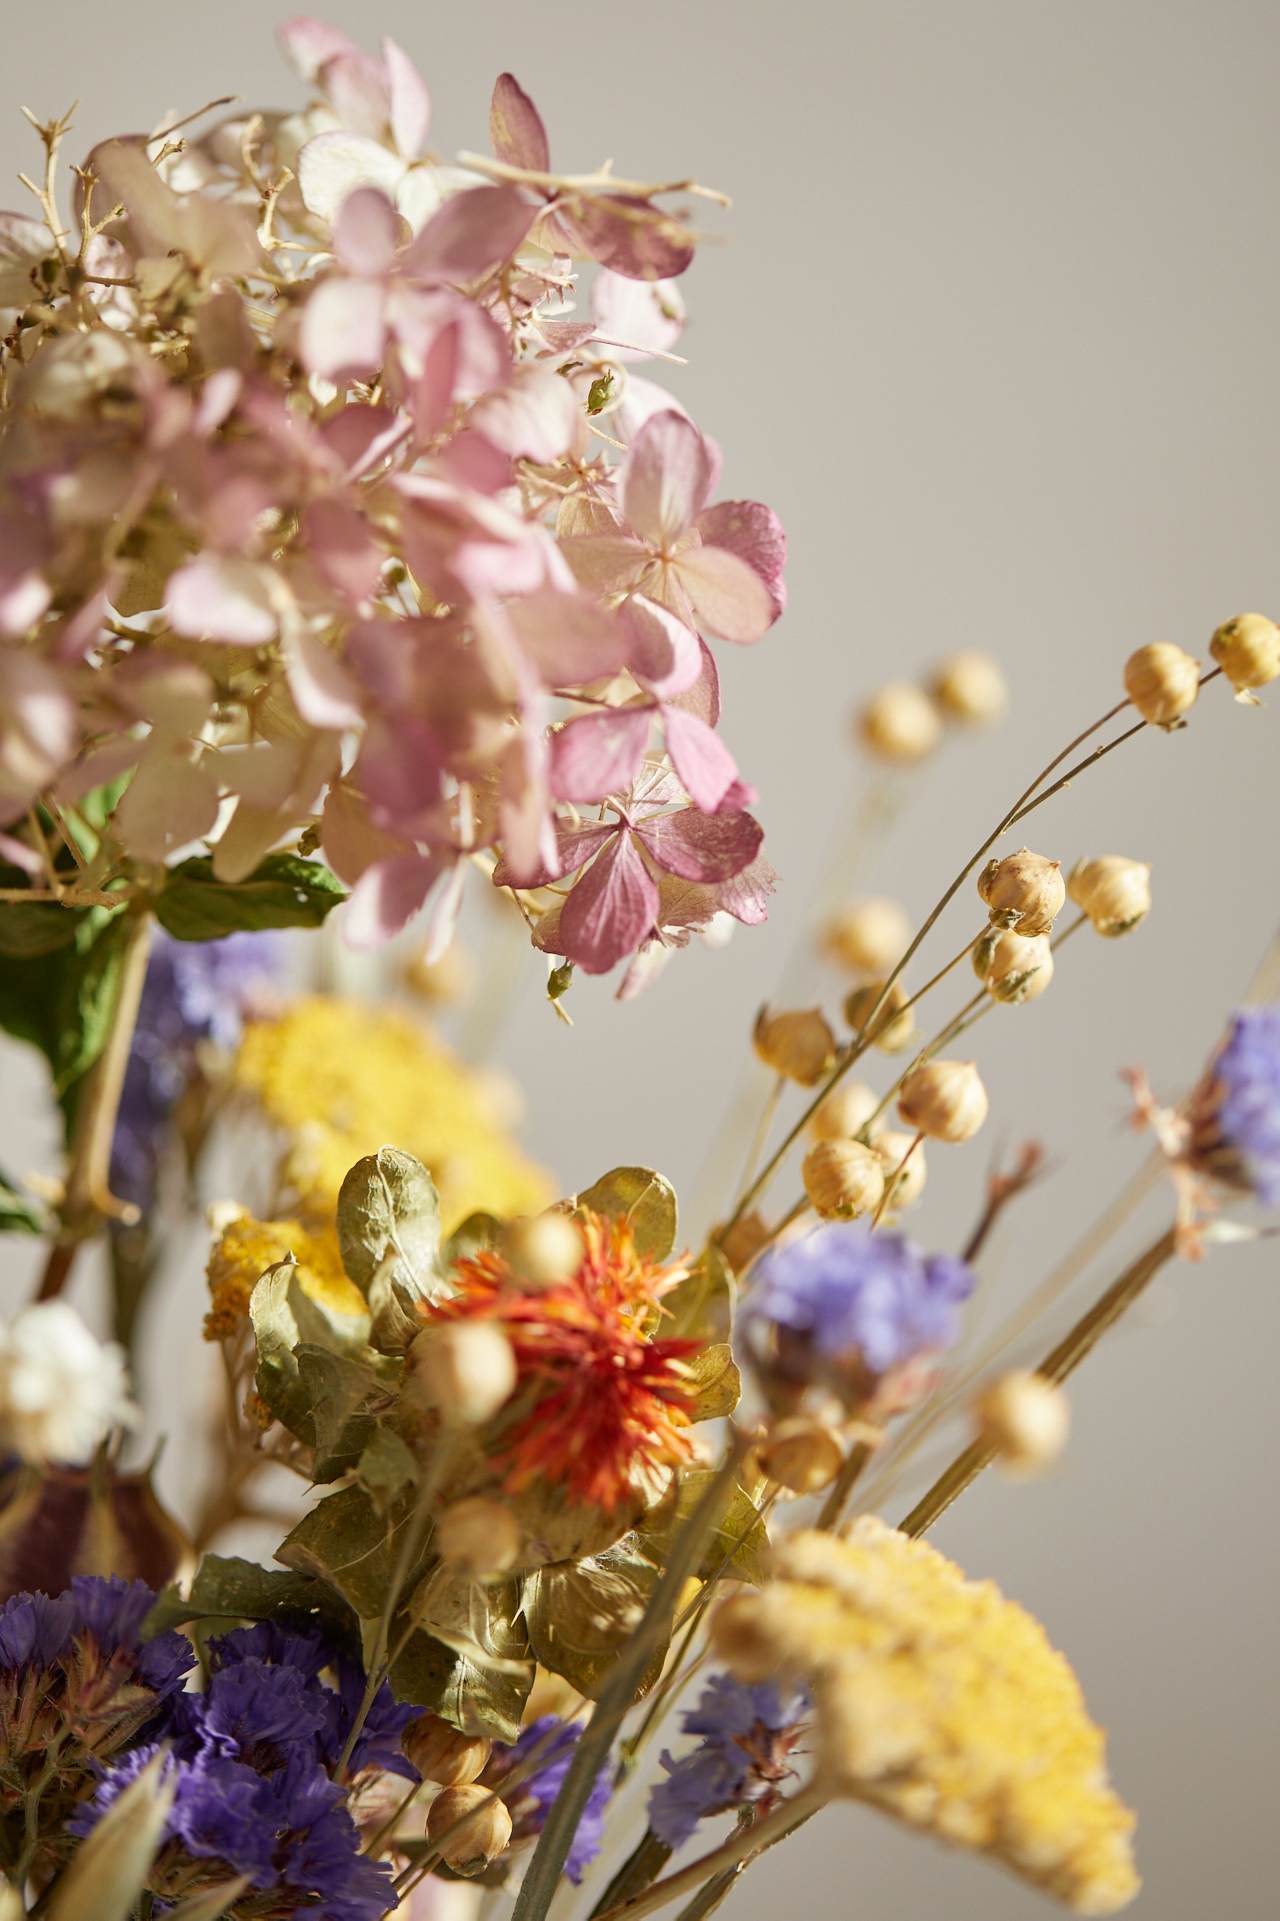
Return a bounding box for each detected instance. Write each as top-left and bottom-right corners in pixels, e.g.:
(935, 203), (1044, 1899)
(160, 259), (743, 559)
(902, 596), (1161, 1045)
(426, 1784), (513, 1873)
(801, 1139), (885, 1221)
(436, 1496), (522, 1577)
(976, 847), (1065, 936)
(708, 1591), (785, 1683)
(717, 1211), (771, 1276)
(856, 683), (943, 762)
(822, 897), (911, 976)
(1123, 641), (1201, 726)
(1210, 611), (1280, 694)
(403, 940), (472, 1005)
(809, 1081), (882, 1143)
(757, 1414), (844, 1493)
(897, 1059), (988, 1142)
(975, 1370), (1069, 1476)
(410, 1322), (516, 1426)
(930, 651), (1008, 726)
(499, 1212), (583, 1287)
(753, 1006), (837, 1085)
(874, 1128), (927, 1210)
(972, 928), (1054, 1004)
(1067, 855), (1152, 938)
(843, 978), (915, 1052)
(403, 1713), (493, 1787)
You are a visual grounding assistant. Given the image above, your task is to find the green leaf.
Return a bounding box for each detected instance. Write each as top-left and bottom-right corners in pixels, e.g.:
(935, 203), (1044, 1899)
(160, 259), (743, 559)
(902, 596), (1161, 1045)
(683, 1343), (741, 1422)
(277, 1482), (434, 1619)
(575, 1166), (678, 1261)
(249, 1257), (374, 1444)
(522, 1537), (665, 1701)
(0, 903), (134, 1136)
(358, 1425), (420, 1512)
(154, 852), (345, 940)
(337, 1146), (451, 1351)
(442, 1211), (502, 1269)
(143, 1554), (362, 1658)
(46, 1751), (173, 1921)
(0, 896), (84, 958)
(663, 1243), (733, 1343)
(297, 1344), (393, 1483)
(0, 1167), (46, 1235)
(390, 1573), (533, 1741)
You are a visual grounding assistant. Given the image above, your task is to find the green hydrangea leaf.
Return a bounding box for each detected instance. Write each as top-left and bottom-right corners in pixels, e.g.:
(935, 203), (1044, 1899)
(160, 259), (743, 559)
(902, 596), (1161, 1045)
(141, 1553), (362, 1660)
(154, 852), (345, 940)
(358, 1426), (420, 1512)
(575, 1166), (678, 1261)
(390, 1575), (532, 1741)
(277, 1482), (434, 1620)
(297, 1344), (394, 1483)
(683, 1343), (741, 1421)
(521, 1536), (665, 1701)
(337, 1146), (451, 1351)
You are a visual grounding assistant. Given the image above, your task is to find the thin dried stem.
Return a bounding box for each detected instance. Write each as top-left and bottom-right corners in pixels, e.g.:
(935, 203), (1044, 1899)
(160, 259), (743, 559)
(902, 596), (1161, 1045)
(457, 151), (731, 205)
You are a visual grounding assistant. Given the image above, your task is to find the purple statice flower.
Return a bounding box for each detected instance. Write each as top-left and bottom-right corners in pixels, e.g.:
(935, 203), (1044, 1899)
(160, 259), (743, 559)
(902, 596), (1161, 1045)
(747, 1221), (975, 1377)
(0, 1587), (79, 1672)
(1210, 1007), (1280, 1204)
(648, 1673), (807, 1850)
(0, 1575), (191, 1697)
(110, 929), (282, 1214)
(486, 1716), (612, 1882)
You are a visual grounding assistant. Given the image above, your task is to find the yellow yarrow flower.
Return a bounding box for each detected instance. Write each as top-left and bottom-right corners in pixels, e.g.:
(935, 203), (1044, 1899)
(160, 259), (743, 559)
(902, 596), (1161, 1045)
(711, 1518), (1138, 1915)
(232, 996), (553, 1232)
(204, 1211), (363, 1339)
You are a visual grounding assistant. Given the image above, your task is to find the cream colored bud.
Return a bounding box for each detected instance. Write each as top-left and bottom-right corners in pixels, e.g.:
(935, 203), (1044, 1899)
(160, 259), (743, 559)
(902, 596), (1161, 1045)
(874, 1129), (927, 1210)
(809, 1081), (882, 1143)
(975, 1370), (1069, 1477)
(410, 1322), (516, 1426)
(822, 897), (911, 976)
(436, 1496), (522, 1577)
(801, 1139), (885, 1221)
(976, 847), (1065, 936)
(1210, 611), (1280, 693)
(403, 1713), (493, 1786)
(426, 1784), (513, 1874)
(972, 928), (1054, 1004)
(843, 979), (915, 1053)
(930, 651), (1008, 726)
(897, 1059), (988, 1143)
(1067, 855), (1152, 938)
(757, 1415), (844, 1494)
(753, 1006), (837, 1086)
(856, 683), (943, 763)
(1123, 641), (1201, 726)
(708, 1591), (783, 1684)
(500, 1212), (583, 1287)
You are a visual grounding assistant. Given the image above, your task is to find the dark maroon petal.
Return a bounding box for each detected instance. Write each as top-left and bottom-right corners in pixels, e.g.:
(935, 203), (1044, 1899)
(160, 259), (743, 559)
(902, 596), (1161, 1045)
(557, 828), (660, 973)
(549, 707), (651, 802)
(632, 806), (763, 882)
(490, 72), (551, 173)
(559, 194), (695, 281)
(695, 499), (787, 619)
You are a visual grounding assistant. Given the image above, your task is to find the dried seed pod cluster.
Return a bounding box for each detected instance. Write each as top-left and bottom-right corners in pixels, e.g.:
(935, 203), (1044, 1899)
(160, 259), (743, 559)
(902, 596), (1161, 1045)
(1067, 856), (1152, 937)
(977, 848), (1066, 937)
(754, 1007), (838, 1085)
(854, 654), (1008, 763)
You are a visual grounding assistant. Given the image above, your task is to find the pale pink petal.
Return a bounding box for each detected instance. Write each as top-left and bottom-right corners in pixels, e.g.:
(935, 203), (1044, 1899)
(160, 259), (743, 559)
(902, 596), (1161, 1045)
(496, 731), (554, 885)
(212, 801), (295, 882)
(506, 588), (627, 685)
(421, 856), (465, 964)
(616, 939), (676, 1000)
(0, 571), (50, 638)
(492, 818), (614, 890)
(334, 186), (400, 277)
(621, 410), (715, 548)
(0, 509), (50, 638)
(356, 714), (447, 840)
(0, 830), (42, 876)
(323, 49), (392, 142)
(662, 705), (739, 814)
(674, 542), (776, 644)
(618, 594), (701, 697)
(194, 367), (243, 436)
(56, 587), (111, 663)
(321, 403), (410, 478)
(283, 623), (364, 730)
(663, 637), (721, 726)
(613, 374), (691, 444)
(401, 184), (533, 284)
(0, 211), (53, 308)
(711, 851), (777, 925)
(557, 532), (648, 598)
(55, 738), (140, 806)
(278, 16), (360, 81)
(383, 37), (431, 156)
(559, 195), (694, 282)
(535, 319), (597, 355)
(166, 554), (277, 645)
(342, 850), (446, 948)
(468, 364), (578, 462)
(388, 285), (510, 395)
(404, 316), (461, 441)
(631, 805), (762, 882)
(489, 73), (550, 172)
(0, 654), (76, 784)
(437, 430), (511, 494)
(321, 778), (416, 884)
(557, 828), (659, 974)
(112, 654), (214, 739)
(695, 499), (787, 620)
(549, 707), (650, 803)
(297, 130), (407, 228)
(299, 275), (387, 380)
(589, 271), (685, 361)
(303, 497), (384, 606)
(715, 775), (759, 810)
(113, 745), (220, 861)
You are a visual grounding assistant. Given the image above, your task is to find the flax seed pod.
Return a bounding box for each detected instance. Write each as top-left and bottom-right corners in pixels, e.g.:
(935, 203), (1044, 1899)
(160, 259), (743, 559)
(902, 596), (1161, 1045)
(426, 1785), (513, 1873)
(897, 1059), (988, 1143)
(1123, 642), (1201, 726)
(972, 928), (1054, 1004)
(403, 1714), (493, 1787)
(930, 651), (1008, 726)
(975, 1371), (1070, 1476)
(1209, 612), (1280, 694)
(500, 1211), (583, 1286)
(757, 1414), (844, 1494)
(801, 1139), (885, 1221)
(856, 683), (943, 762)
(822, 897), (911, 976)
(843, 979), (915, 1052)
(409, 1322), (516, 1426)
(753, 1007), (837, 1086)
(1066, 856), (1151, 937)
(435, 1496), (522, 1577)
(976, 848), (1065, 936)
(874, 1128), (928, 1210)
(809, 1081), (882, 1143)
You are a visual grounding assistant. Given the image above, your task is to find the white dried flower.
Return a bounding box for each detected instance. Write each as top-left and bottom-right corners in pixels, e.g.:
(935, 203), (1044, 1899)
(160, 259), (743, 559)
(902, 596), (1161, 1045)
(0, 1302), (138, 1465)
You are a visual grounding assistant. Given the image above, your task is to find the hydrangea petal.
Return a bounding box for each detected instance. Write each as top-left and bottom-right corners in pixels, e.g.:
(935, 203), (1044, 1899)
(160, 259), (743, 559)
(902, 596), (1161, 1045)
(622, 410), (715, 548)
(166, 555), (278, 646)
(557, 827), (659, 973)
(489, 73), (550, 173)
(677, 542), (777, 643)
(550, 707), (651, 803)
(663, 705), (739, 814)
(633, 806), (763, 883)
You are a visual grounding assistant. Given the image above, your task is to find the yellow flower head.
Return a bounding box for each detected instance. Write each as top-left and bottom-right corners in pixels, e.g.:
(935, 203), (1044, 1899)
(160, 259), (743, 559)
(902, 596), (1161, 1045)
(232, 996), (553, 1232)
(711, 1519), (1139, 1915)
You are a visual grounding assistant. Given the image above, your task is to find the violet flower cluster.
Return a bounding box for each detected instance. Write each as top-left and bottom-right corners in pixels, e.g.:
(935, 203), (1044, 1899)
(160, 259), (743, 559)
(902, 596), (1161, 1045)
(648, 1673), (808, 1850)
(0, 17), (784, 990)
(484, 1715), (612, 1882)
(74, 1620), (416, 1919)
(1205, 1006), (1280, 1203)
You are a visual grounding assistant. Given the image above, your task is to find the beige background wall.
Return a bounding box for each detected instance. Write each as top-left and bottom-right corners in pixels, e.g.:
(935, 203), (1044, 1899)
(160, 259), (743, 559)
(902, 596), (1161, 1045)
(1, 3), (1278, 1915)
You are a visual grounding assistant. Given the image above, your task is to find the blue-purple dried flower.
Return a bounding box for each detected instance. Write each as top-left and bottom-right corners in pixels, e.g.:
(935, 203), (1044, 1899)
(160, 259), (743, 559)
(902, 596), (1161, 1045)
(1188, 1006), (1280, 1204)
(484, 1716), (612, 1881)
(648, 1673), (808, 1849)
